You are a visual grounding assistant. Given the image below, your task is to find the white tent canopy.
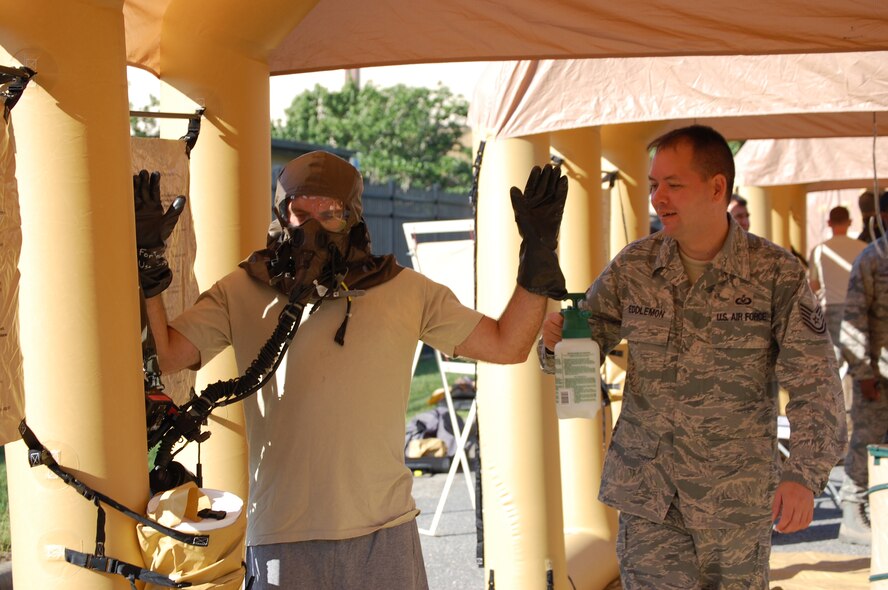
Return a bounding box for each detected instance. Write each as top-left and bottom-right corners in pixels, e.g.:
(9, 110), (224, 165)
(468, 53), (888, 140)
(735, 137), (888, 191)
(123, 0), (888, 78)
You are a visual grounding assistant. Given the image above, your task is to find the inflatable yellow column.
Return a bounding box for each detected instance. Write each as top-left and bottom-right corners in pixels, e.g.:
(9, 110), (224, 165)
(768, 186), (794, 250)
(151, 0), (319, 500)
(551, 127), (619, 590)
(603, 156), (627, 255)
(761, 184), (806, 255)
(1, 2), (148, 588)
(153, 78), (254, 501)
(739, 185), (773, 240)
(476, 133), (568, 589)
(602, 122), (668, 245)
(789, 187), (808, 260)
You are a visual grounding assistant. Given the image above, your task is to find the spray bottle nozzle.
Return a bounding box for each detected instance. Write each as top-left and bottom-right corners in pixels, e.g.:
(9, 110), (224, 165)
(562, 293), (586, 311)
(560, 293), (592, 338)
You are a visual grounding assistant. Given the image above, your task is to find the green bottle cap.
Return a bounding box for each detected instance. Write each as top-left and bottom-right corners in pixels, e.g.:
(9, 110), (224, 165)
(561, 293), (592, 339)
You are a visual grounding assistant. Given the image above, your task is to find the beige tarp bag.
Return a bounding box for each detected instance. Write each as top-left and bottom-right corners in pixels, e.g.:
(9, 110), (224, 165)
(869, 445), (888, 588)
(0, 100), (26, 444)
(407, 438), (448, 458)
(138, 482), (246, 589)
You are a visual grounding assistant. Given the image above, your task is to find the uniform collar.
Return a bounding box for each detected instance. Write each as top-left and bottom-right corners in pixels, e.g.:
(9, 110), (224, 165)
(713, 215), (752, 281)
(653, 214), (750, 283)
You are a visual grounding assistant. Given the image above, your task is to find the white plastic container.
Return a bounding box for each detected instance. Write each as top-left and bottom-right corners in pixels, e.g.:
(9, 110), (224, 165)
(554, 294), (601, 420)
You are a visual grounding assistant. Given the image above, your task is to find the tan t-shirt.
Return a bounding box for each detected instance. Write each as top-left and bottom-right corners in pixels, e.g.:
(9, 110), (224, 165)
(808, 234), (866, 306)
(170, 267), (483, 546)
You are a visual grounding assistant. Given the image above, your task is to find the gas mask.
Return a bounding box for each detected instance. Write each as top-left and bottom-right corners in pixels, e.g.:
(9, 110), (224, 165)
(267, 216), (352, 305)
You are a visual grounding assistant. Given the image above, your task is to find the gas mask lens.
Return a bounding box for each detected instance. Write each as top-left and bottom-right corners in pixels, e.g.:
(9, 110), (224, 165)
(288, 195), (349, 233)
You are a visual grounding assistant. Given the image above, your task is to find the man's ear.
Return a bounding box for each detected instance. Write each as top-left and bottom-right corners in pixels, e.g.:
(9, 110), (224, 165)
(711, 174), (727, 203)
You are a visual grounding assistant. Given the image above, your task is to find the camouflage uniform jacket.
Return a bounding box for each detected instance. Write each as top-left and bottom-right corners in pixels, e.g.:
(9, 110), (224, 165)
(546, 219), (845, 528)
(840, 239), (888, 381)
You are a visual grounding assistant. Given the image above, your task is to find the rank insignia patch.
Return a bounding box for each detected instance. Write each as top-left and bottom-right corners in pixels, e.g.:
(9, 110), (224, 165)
(799, 301), (827, 335)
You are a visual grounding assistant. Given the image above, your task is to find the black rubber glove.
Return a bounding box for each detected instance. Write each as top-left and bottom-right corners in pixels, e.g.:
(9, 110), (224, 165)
(133, 169), (186, 298)
(510, 164), (568, 300)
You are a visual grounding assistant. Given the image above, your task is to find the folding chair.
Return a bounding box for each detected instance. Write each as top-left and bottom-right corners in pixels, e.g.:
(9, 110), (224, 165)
(404, 219), (478, 536)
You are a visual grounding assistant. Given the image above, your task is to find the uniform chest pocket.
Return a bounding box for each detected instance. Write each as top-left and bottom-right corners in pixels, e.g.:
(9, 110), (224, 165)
(710, 308), (771, 349)
(620, 316), (670, 348)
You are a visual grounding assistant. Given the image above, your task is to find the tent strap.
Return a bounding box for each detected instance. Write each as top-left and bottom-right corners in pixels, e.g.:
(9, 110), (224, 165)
(0, 65), (36, 120)
(129, 107), (206, 158)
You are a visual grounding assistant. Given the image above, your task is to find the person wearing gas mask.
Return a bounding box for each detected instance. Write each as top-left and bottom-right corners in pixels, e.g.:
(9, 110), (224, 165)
(135, 150), (568, 590)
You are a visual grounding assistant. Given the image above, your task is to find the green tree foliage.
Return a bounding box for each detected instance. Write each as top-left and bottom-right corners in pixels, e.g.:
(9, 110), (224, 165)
(272, 81), (472, 192)
(130, 91), (159, 137)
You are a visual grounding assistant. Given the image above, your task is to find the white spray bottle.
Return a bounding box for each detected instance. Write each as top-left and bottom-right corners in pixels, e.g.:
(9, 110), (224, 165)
(554, 293), (601, 420)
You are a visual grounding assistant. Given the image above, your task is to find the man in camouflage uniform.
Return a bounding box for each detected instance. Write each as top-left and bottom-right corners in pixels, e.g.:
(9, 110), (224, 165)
(540, 125), (845, 589)
(838, 234), (888, 544)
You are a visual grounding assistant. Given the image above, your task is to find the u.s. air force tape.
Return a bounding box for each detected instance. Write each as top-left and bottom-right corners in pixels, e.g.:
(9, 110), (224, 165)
(799, 301), (827, 335)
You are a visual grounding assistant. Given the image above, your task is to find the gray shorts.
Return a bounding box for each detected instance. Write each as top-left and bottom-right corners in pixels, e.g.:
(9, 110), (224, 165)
(245, 519), (429, 590)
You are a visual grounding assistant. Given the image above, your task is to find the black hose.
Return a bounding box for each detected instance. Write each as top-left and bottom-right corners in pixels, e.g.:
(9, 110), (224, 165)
(148, 259), (346, 492)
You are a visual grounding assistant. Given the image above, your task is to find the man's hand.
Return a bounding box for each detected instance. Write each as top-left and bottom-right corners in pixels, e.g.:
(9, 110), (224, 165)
(859, 378), (880, 401)
(542, 311), (564, 351)
(510, 164), (568, 300)
(133, 170), (186, 297)
(771, 480), (814, 534)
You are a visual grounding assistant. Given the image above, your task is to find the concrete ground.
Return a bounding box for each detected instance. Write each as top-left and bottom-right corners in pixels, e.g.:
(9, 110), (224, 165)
(414, 470), (486, 589)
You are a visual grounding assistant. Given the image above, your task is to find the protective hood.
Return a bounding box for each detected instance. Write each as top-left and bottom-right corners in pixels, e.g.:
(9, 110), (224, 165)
(241, 151), (401, 304)
(267, 150), (365, 245)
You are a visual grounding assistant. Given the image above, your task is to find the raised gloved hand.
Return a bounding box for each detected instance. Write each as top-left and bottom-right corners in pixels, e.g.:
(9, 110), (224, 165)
(133, 169), (186, 297)
(510, 164), (568, 300)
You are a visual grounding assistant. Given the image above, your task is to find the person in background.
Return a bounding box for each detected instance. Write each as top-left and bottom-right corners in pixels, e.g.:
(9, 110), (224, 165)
(134, 151), (569, 590)
(728, 193), (750, 231)
(809, 205), (866, 344)
(540, 125), (844, 589)
(808, 205), (866, 439)
(856, 190), (888, 244)
(838, 219), (888, 545)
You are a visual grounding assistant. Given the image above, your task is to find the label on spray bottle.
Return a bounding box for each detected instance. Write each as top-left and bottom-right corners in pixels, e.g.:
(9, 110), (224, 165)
(554, 294), (601, 420)
(554, 339), (601, 419)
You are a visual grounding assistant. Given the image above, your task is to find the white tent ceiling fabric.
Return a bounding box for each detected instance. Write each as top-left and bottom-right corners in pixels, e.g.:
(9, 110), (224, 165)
(123, 0), (888, 77)
(119, 2), (888, 214)
(735, 137), (888, 191)
(467, 54), (888, 140)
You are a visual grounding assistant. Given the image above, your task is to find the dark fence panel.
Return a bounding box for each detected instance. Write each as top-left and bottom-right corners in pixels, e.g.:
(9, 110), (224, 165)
(361, 183), (473, 267)
(270, 164), (473, 267)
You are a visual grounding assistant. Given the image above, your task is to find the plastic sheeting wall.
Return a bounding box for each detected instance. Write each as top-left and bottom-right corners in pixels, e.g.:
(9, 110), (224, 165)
(131, 136), (198, 406)
(0, 101), (25, 444)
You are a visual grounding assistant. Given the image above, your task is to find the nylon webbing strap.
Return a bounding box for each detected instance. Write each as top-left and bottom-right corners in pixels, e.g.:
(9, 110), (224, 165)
(94, 499), (106, 557)
(18, 419), (209, 546)
(65, 548), (190, 588)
